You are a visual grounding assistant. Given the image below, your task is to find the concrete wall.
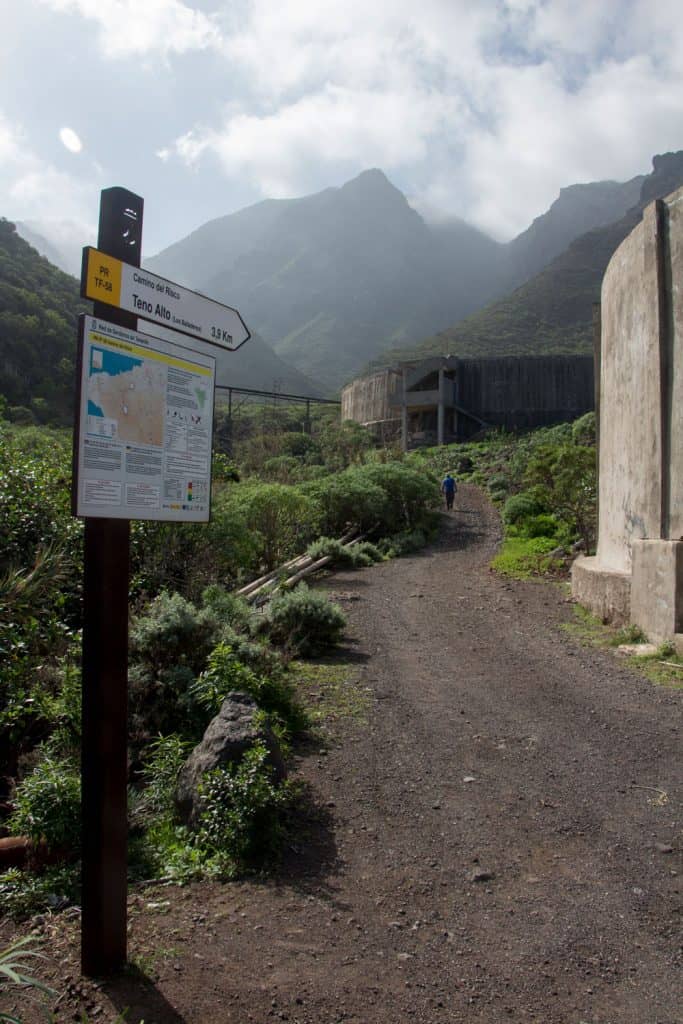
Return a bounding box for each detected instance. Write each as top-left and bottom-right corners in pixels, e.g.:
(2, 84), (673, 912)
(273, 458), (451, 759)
(341, 356), (593, 434)
(572, 186), (683, 645)
(454, 355), (594, 432)
(341, 368), (401, 424)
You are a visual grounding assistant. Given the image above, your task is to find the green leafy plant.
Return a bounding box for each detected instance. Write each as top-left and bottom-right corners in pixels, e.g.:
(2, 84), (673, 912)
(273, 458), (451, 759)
(266, 584), (346, 657)
(0, 935), (54, 1022)
(191, 643), (307, 741)
(195, 744), (289, 871)
(8, 755), (80, 852)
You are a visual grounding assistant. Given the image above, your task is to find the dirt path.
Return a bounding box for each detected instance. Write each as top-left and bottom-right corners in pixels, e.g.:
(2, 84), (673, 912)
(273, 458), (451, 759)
(6, 486), (682, 1023)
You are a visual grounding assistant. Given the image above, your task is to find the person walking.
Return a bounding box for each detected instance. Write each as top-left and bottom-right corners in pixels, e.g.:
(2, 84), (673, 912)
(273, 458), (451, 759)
(440, 472), (457, 511)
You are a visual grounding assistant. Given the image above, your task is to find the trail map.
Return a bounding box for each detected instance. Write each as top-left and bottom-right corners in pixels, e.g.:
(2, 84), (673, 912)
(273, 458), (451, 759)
(74, 316), (216, 522)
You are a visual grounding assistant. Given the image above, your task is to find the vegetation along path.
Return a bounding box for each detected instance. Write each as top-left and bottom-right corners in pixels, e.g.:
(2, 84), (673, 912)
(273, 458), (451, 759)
(10, 485), (682, 1024)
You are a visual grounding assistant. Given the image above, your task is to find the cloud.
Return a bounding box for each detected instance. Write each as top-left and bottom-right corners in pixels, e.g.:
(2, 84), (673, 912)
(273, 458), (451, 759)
(37, 0), (221, 59)
(155, 0), (683, 238)
(59, 126), (83, 153)
(0, 109), (97, 252)
(173, 84), (463, 197)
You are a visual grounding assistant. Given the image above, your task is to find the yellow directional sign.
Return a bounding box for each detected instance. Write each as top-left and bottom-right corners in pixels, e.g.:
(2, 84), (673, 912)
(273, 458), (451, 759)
(81, 247), (250, 351)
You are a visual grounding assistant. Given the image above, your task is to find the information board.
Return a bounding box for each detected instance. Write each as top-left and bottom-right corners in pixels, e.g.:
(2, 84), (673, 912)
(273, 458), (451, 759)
(73, 315), (216, 522)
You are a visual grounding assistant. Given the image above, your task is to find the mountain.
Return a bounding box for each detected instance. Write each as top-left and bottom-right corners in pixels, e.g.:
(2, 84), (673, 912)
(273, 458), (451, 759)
(378, 151), (683, 367)
(0, 218), (87, 424)
(504, 175), (644, 284)
(15, 220), (86, 277)
(147, 167), (644, 390)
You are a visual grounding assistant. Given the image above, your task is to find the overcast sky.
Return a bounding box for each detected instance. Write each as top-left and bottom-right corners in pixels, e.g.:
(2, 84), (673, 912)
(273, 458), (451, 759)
(2, 0), (683, 265)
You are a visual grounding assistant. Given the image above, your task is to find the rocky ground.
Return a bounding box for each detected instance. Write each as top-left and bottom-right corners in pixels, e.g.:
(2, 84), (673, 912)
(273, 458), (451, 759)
(2, 485), (681, 1023)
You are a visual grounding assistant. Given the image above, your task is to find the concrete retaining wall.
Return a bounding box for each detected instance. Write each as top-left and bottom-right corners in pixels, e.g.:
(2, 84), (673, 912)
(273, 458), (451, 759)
(342, 356), (594, 433)
(454, 355), (594, 431)
(341, 368), (401, 424)
(571, 186), (683, 646)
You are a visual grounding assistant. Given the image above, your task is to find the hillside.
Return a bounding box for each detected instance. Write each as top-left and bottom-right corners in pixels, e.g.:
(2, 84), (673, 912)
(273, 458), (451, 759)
(0, 219), (88, 424)
(379, 151), (683, 367)
(147, 167), (646, 390)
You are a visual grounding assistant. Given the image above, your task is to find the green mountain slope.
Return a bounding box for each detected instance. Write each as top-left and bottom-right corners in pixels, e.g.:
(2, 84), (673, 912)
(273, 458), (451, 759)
(377, 151), (683, 367)
(0, 219), (87, 424)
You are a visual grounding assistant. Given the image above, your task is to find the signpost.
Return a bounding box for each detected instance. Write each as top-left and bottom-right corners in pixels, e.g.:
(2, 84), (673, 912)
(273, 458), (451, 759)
(81, 246), (250, 350)
(75, 187), (248, 976)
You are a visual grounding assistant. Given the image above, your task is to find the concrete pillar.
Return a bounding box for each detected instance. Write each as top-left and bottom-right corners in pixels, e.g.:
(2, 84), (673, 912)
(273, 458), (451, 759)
(437, 368), (445, 446)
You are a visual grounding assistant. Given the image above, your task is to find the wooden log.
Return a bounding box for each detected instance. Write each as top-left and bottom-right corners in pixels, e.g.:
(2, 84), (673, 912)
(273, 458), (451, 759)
(236, 529), (359, 597)
(236, 554), (309, 597)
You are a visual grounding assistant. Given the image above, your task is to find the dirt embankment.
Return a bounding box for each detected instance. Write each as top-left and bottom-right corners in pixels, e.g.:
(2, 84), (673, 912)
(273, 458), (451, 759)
(4, 485), (681, 1024)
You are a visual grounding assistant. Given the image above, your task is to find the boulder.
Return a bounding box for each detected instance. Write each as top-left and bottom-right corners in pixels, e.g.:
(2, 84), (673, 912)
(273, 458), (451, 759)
(175, 692), (286, 827)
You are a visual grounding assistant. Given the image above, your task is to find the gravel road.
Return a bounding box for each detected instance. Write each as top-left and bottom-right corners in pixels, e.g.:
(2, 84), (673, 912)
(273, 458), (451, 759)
(5, 485), (681, 1024)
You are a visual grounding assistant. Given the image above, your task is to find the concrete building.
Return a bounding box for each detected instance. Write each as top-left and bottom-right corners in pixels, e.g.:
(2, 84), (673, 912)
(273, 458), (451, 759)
(572, 186), (683, 650)
(341, 355), (594, 450)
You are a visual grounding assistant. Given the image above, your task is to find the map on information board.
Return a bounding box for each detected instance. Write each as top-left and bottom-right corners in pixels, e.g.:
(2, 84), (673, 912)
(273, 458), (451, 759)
(73, 315), (216, 522)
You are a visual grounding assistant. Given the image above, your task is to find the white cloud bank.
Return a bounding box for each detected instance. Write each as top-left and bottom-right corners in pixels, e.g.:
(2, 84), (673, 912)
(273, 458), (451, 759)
(162, 0), (683, 238)
(38, 0), (221, 59)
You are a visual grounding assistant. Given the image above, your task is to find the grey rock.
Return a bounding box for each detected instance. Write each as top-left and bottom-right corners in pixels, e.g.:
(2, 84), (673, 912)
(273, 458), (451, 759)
(655, 842), (674, 854)
(175, 691), (286, 826)
(471, 869), (495, 883)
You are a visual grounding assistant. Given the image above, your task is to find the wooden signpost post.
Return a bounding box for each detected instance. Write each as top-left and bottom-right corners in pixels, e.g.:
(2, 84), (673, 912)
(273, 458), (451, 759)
(74, 187), (248, 975)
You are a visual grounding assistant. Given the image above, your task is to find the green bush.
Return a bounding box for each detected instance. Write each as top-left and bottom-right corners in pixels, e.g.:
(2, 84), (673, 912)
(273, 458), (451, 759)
(136, 734), (191, 822)
(378, 529), (428, 557)
(195, 744), (289, 871)
(301, 474), (387, 536)
(0, 864), (79, 919)
(191, 642), (307, 741)
(572, 411), (596, 447)
(491, 536), (561, 579)
(128, 593), (221, 741)
(266, 584), (346, 657)
(502, 492), (543, 525)
(219, 482), (322, 570)
(201, 585), (258, 635)
(9, 755), (80, 852)
(130, 591), (220, 677)
(353, 462), (439, 534)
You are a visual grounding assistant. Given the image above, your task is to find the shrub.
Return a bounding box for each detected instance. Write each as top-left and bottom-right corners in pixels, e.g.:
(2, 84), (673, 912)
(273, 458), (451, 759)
(301, 474), (387, 536)
(354, 462), (439, 535)
(201, 586), (258, 635)
(130, 591), (220, 677)
(378, 529), (428, 557)
(524, 442), (597, 552)
(220, 483), (322, 570)
(8, 755), (80, 852)
(266, 584), (346, 657)
(262, 455), (304, 483)
(305, 537), (384, 569)
(502, 492), (543, 526)
(128, 593), (222, 741)
(191, 642), (307, 741)
(136, 734), (191, 821)
(195, 744), (289, 871)
(571, 411), (596, 447)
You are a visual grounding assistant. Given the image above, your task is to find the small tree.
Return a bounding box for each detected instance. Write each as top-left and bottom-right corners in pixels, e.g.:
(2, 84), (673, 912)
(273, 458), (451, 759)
(524, 443), (597, 552)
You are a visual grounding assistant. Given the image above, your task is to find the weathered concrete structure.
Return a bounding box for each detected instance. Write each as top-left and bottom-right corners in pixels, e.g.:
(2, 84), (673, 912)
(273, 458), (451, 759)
(342, 355), (594, 449)
(572, 187), (683, 650)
